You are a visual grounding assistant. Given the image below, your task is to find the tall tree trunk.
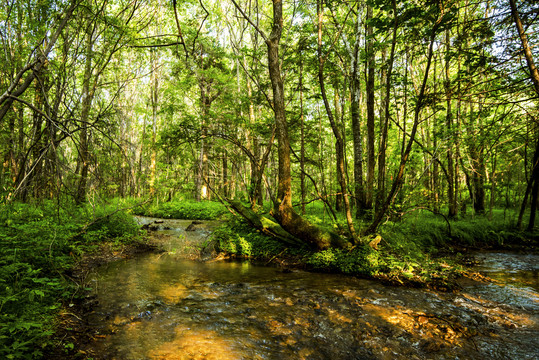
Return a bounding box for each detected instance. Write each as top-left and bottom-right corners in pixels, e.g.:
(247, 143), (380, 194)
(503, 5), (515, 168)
(230, 0), (349, 249)
(350, 8), (366, 218)
(365, 20), (440, 235)
(445, 28), (458, 218)
(317, 0), (358, 241)
(299, 56), (306, 215)
(246, 72), (263, 208)
(222, 151), (229, 198)
(149, 50), (159, 197)
(365, 4), (375, 212)
(376, 0), (398, 215)
(333, 87), (343, 212)
(75, 26), (95, 205)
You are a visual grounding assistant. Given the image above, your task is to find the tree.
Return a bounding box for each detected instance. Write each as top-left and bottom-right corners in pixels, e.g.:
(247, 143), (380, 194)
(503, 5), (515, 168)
(231, 0), (349, 249)
(509, 0), (539, 231)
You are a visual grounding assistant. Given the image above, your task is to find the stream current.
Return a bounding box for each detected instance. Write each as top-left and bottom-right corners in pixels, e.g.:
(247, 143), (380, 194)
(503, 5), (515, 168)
(85, 217), (539, 360)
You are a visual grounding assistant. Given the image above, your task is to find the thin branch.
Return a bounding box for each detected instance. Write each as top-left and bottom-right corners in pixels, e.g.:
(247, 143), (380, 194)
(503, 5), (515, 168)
(172, 0), (189, 59)
(229, 0), (268, 43)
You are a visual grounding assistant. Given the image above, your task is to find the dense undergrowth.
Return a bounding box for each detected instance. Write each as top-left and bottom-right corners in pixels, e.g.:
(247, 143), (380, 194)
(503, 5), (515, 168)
(130, 199), (536, 285)
(130, 198), (227, 220)
(0, 201), (142, 359)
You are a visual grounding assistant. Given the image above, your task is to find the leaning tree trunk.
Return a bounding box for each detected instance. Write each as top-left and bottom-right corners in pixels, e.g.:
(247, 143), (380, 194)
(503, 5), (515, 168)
(230, 0), (349, 249)
(509, 0), (539, 230)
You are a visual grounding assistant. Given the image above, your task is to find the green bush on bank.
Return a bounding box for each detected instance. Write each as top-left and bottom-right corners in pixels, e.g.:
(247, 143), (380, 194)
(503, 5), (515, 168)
(212, 217), (294, 257)
(132, 199), (227, 220)
(0, 201), (141, 359)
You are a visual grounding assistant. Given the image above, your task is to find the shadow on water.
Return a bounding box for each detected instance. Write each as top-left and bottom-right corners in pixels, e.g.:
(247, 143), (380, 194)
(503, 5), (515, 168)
(83, 218), (539, 359)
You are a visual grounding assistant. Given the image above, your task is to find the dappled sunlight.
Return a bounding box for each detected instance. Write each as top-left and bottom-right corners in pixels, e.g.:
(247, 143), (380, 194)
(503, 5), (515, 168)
(455, 290), (537, 328)
(150, 327), (241, 360)
(158, 283), (188, 303)
(327, 308), (353, 324)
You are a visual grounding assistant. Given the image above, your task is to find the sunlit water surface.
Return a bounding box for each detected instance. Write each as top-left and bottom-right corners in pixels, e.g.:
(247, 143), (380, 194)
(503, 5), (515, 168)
(85, 217), (539, 359)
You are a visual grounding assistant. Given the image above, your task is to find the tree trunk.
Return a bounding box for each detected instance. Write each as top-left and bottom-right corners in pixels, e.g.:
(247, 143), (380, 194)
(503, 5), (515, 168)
(509, 0), (539, 230)
(317, 0), (358, 241)
(445, 29), (458, 218)
(350, 9), (366, 218)
(299, 56), (306, 215)
(365, 20), (440, 235)
(267, 0), (348, 249)
(149, 50), (159, 197)
(229, 0), (350, 249)
(365, 4), (375, 212)
(376, 0), (398, 215)
(75, 26), (95, 205)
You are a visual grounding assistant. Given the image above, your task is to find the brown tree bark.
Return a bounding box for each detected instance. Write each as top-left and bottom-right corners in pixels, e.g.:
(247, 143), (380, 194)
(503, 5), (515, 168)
(376, 0), (398, 215)
(299, 55), (306, 215)
(149, 50), (159, 197)
(75, 26), (96, 205)
(231, 0), (350, 249)
(445, 28), (458, 218)
(350, 7), (367, 218)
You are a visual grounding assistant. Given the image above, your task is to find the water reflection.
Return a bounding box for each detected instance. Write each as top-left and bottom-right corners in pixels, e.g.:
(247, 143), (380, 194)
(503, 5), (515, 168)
(85, 220), (539, 360)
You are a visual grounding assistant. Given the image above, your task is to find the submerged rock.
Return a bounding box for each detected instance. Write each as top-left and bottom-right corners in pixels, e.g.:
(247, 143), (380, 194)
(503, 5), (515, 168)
(186, 220), (202, 231)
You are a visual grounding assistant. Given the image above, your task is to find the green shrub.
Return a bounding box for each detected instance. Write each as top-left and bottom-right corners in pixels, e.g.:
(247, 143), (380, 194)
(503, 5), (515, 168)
(83, 206), (140, 243)
(134, 200), (226, 220)
(306, 246), (381, 275)
(213, 217), (292, 258)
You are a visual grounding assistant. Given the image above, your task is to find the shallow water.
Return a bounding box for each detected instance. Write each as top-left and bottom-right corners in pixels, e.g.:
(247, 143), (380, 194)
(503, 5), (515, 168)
(84, 218), (539, 359)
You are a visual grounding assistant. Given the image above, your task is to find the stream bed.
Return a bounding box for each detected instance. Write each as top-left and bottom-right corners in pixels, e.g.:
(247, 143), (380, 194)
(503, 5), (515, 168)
(84, 217), (539, 359)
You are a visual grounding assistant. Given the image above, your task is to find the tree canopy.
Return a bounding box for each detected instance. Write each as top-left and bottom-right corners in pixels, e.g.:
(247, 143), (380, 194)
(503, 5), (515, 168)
(1, 0), (538, 247)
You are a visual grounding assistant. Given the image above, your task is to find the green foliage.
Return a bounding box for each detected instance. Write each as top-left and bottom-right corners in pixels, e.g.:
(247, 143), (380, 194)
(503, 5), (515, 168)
(305, 246), (380, 276)
(134, 200), (227, 220)
(81, 205), (141, 243)
(212, 204), (534, 287)
(0, 201), (142, 359)
(212, 217), (291, 258)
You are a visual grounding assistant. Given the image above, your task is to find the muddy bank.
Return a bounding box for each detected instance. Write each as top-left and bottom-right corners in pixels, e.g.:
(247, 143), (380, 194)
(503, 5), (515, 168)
(47, 238), (162, 359)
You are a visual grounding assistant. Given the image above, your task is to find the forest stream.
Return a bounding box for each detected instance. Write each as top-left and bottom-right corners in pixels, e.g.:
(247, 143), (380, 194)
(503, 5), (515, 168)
(82, 217), (539, 360)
